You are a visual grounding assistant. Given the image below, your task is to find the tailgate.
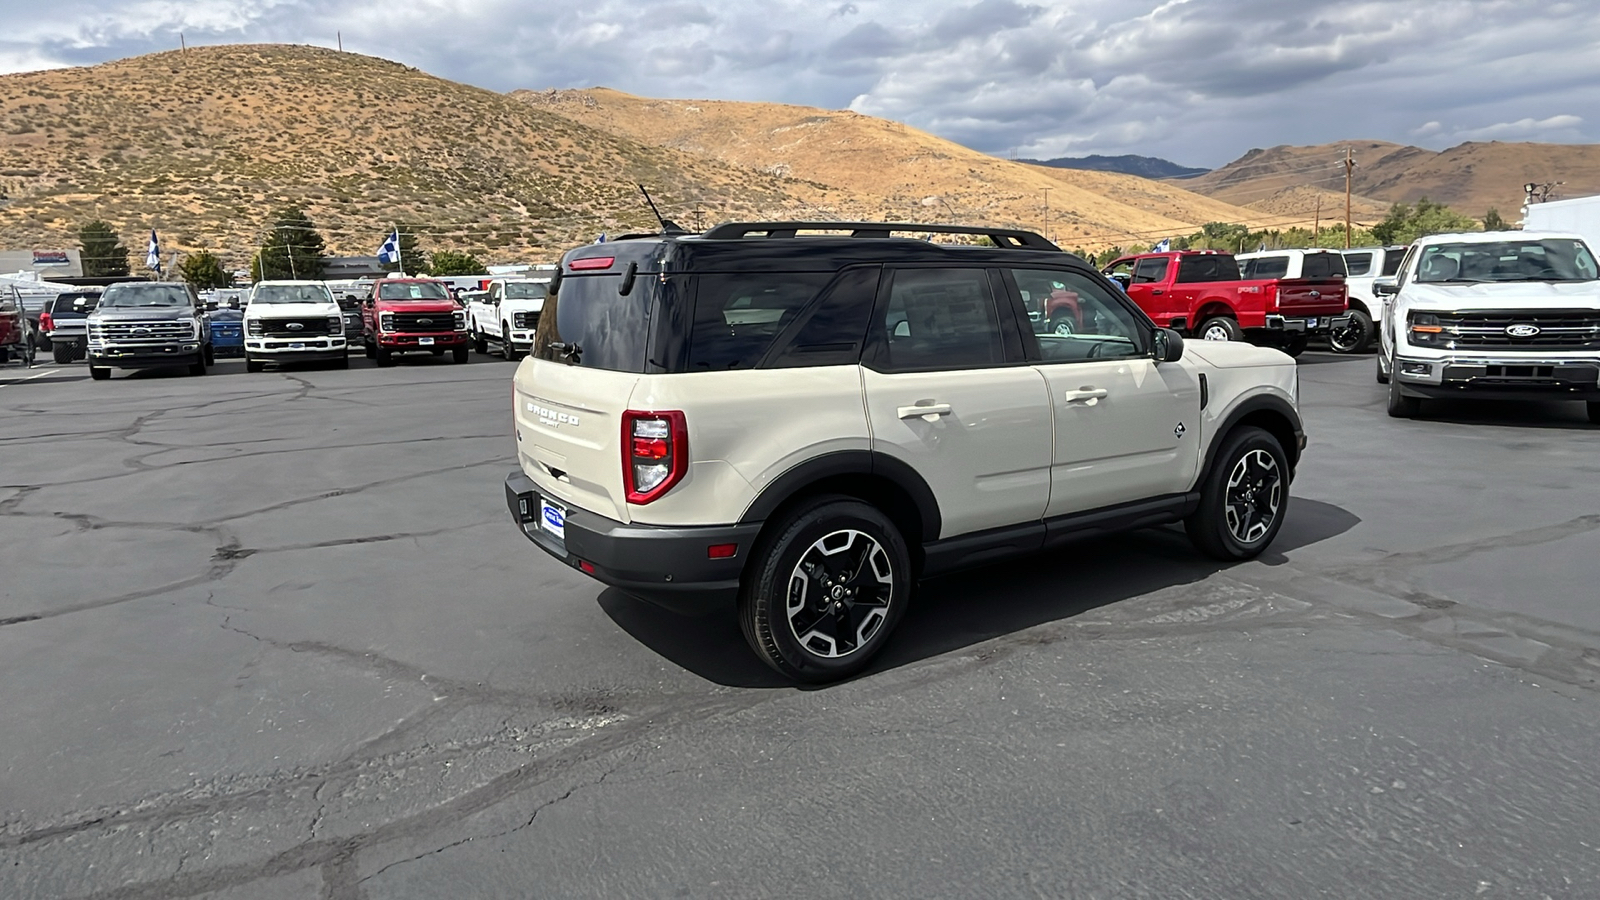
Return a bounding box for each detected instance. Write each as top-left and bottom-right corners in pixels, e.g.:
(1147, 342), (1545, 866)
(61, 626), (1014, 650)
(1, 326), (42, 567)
(1274, 278), (1347, 315)
(513, 358), (639, 523)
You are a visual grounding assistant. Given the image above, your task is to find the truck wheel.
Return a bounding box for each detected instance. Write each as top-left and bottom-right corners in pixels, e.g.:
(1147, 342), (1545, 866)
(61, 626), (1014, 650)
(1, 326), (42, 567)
(473, 328), (489, 354)
(332, 355), (350, 369)
(53, 342), (74, 364)
(1280, 334), (1307, 358)
(739, 496), (911, 683)
(90, 366), (110, 381)
(364, 341), (376, 360)
(501, 324), (520, 359)
(1185, 426), (1288, 561)
(204, 345), (215, 366)
(246, 358), (265, 373)
(1048, 314), (1076, 336)
(452, 346), (469, 364)
(1387, 374), (1422, 418)
(1328, 309), (1373, 354)
(1588, 401), (1600, 425)
(188, 353), (207, 376)
(375, 346), (395, 367)
(1199, 317), (1243, 342)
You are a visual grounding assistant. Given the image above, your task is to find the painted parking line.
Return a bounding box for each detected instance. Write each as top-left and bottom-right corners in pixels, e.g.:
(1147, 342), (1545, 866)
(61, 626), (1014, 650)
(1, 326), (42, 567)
(0, 369), (56, 389)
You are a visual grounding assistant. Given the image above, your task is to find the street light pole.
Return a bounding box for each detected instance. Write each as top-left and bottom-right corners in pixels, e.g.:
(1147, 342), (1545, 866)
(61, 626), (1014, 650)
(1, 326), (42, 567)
(1042, 188), (1052, 242)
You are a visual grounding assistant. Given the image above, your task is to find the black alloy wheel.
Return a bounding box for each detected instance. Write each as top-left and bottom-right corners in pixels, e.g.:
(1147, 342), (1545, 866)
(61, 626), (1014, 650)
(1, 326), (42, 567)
(1328, 309), (1373, 354)
(740, 496), (910, 682)
(53, 342), (74, 364)
(473, 327), (489, 354)
(1185, 426), (1289, 561)
(375, 346), (395, 367)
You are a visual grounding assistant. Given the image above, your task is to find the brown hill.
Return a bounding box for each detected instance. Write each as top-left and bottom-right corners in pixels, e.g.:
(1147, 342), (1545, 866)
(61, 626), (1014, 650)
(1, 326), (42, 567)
(514, 88), (1284, 249)
(1185, 140), (1600, 219)
(0, 45), (806, 269)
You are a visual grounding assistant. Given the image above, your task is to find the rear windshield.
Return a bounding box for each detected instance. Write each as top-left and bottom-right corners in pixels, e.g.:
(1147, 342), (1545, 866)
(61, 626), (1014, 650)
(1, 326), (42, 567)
(549, 273), (663, 373)
(53, 293), (100, 314)
(253, 284), (333, 304)
(1300, 252), (1347, 279)
(1240, 256), (1288, 280)
(504, 282), (548, 300)
(379, 282), (449, 301)
(99, 284), (192, 308)
(1343, 252), (1373, 276)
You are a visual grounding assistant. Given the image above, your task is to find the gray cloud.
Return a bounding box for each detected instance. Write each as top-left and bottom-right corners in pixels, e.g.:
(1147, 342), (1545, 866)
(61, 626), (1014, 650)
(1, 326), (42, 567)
(1, 0), (1598, 167)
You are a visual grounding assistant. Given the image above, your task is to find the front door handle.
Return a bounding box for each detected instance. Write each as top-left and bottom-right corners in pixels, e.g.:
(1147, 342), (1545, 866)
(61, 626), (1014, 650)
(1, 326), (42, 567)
(1062, 388), (1109, 404)
(898, 402), (952, 421)
(1151, 289), (1164, 296)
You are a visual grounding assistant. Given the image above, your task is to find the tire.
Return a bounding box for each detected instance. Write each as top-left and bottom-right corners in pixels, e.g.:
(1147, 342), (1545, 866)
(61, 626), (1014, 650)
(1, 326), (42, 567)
(1586, 401), (1599, 425)
(1329, 309), (1373, 354)
(1047, 314), (1075, 336)
(364, 341), (376, 360)
(1376, 354), (1390, 384)
(430, 348), (444, 357)
(1198, 316), (1244, 342)
(1280, 334), (1307, 358)
(1185, 426), (1289, 561)
(739, 496), (911, 683)
(1387, 372), (1422, 418)
(375, 346), (395, 367)
(188, 353), (207, 376)
(501, 324), (521, 359)
(90, 366), (110, 380)
(473, 328), (489, 354)
(452, 346), (469, 364)
(332, 355), (350, 369)
(204, 345), (215, 366)
(246, 358), (266, 373)
(53, 342), (74, 364)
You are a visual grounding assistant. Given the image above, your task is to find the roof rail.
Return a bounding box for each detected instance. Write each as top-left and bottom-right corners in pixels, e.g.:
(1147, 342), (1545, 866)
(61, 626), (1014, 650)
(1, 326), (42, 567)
(700, 221), (1060, 251)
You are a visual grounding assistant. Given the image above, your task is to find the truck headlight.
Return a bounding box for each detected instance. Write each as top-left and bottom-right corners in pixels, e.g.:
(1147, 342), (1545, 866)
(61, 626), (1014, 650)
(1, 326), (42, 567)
(247, 319), (263, 336)
(328, 315), (344, 334)
(1407, 312), (1454, 347)
(453, 311), (466, 331)
(379, 313), (395, 333)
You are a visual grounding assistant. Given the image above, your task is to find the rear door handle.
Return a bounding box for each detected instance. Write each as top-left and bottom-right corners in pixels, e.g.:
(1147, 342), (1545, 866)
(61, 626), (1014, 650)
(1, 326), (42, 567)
(1062, 388), (1109, 404)
(898, 402), (952, 421)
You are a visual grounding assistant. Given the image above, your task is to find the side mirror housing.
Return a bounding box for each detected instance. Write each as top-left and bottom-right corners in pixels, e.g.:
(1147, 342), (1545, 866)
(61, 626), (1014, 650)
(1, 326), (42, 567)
(1373, 277), (1399, 297)
(1152, 327), (1185, 363)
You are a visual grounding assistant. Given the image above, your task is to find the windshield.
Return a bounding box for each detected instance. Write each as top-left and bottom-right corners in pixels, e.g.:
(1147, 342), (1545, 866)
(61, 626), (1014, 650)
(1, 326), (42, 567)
(1415, 239), (1600, 283)
(548, 273), (665, 373)
(504, 282), (548, 300)
(98, 284), (193, 308)
(252, 284), (333, 304)
(379, 282), (449, 301)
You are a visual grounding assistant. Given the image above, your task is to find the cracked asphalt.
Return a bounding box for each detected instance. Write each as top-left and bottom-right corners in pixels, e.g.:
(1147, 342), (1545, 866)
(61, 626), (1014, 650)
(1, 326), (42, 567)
(3, 350), (1599, 899)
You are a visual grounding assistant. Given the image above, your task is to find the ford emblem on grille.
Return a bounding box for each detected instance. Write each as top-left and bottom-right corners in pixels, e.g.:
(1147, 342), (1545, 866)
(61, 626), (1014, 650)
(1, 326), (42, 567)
(132, 327), (150, 335)
(286, 322), (305, 331)
(1506, 324), (1540, 337)
(418, 318), (433, 325)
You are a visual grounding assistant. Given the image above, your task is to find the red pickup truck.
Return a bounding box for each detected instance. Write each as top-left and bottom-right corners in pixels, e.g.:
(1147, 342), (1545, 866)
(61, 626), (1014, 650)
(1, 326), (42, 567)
(1096, 250), (1349, 355)
(361, 277), (469, 366)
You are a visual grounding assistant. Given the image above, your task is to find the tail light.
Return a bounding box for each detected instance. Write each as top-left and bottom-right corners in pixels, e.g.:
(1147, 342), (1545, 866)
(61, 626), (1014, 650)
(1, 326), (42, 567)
(38, 312), (53, 331)
(622, 410), (687, 504)
(1262, 283), (1280, 312)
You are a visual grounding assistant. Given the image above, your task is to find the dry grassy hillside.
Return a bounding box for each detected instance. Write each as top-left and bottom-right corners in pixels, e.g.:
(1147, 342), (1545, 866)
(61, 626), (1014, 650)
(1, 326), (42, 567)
(1185, 139), (1600, 219)
(0, 45), (807, 268)
(515, 88), (1281, 249)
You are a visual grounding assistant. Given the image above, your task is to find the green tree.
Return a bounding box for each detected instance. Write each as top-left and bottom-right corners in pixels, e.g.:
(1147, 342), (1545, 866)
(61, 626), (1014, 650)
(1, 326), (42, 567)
(428, 249), (488, 276)
(78, 220), (129, 277)
(255, 207), (326, 281)
(1482, 207), (1508, 231)
(1371, 198), (1479, 246)
(178, 250), (231, 289)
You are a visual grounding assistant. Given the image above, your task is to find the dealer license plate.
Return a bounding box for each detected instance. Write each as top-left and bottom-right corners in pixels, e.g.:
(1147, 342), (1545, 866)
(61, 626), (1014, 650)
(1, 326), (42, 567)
(1306, 318), (1318, 328)
(418, 337), (435, 346)
(540, 499), (566, 540)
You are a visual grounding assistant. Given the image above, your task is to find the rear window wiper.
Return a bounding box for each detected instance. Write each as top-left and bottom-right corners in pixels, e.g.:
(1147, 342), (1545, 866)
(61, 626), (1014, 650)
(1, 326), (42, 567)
(549, 341), (583, 364)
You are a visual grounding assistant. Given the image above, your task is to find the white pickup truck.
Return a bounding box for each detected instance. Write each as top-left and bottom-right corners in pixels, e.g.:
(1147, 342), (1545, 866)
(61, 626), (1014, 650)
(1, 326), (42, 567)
(1236, 248), (1368, 353)
(1376, 230), (1600, 423)
(1341, 246), (1407, 342)
(467, 278), (550, 359)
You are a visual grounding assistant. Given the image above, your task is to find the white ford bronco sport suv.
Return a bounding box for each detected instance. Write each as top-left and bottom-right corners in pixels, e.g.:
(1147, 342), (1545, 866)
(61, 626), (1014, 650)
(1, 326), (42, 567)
(1376, 231), (1600, 423)
(504, 222), (1306, 682)
(243, 280), (349, 371)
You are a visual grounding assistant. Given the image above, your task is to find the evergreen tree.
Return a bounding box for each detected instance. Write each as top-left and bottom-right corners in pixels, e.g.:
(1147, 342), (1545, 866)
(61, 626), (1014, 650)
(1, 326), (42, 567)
(1482, 207), (1508, 231)
(178, 250), (232, 289)
(78, 221), (129, 277)
(256, 207), (326, 281)
(429, 249), (488, 276)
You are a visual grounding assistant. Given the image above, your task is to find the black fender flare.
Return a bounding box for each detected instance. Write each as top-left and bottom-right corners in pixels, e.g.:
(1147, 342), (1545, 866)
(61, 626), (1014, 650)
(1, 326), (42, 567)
(1197, 394), (1305, 488)
(738, 449), (942, 540)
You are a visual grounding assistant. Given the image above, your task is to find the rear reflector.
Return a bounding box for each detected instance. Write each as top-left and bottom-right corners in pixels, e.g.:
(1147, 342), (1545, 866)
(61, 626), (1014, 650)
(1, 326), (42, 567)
(578, 560), (596, 574)
(707, 543), (738, 559)
(569, 257), (615, 271)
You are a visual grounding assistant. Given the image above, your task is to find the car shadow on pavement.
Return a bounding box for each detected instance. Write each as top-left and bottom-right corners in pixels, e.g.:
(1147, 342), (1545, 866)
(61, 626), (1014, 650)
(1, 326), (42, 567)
(1413, 398), (1597, 430)
(600, 498), (1360, 690)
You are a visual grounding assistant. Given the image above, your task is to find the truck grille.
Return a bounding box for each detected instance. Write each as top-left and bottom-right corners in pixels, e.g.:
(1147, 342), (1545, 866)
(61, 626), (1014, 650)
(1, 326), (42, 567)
(1442, 310), (1600, 351)
(92, 320), (193, 343)
(391, 313), (457, 333)
(258, 317), (332, 337)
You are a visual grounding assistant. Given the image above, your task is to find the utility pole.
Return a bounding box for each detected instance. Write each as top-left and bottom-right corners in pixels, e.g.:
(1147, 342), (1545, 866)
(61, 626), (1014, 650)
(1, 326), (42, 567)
(1042, 187), (1052, 242)
(337, 32), (343, 52)
(1314, 196), (1321, 244)
(1343, 147), (1356, 249)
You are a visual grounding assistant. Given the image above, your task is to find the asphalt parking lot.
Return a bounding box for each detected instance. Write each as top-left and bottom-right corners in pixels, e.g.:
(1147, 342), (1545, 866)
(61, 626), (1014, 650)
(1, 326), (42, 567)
(3, 350), (1599, 899)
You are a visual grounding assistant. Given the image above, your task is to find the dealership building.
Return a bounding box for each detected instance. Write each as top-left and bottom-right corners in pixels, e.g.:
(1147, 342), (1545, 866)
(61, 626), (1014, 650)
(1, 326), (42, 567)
(0, 248), (84, 279)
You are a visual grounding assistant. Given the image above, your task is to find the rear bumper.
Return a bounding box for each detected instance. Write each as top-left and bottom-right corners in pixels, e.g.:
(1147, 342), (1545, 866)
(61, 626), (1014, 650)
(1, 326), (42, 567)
(1394, 353), (1600, 400)
(1265, 313), (1351, 335)
(504, 470), (761, 616)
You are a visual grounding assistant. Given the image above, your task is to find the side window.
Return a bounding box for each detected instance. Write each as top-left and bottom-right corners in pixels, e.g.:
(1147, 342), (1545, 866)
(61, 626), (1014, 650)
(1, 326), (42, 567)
(1302, 253), (1345, 279)
(1241, 256), (1289, 280)
(1342, 253), (1372, 276)
(1103, 259), (1135, 283)
(1131, 258), (1169, 284)
(1178, 255), (1241, 283)
(1011, 269), (1146, 363)
(686, 272), (832, 370)
(869, 267), (1004, 372)
(765, 266), (879, 368)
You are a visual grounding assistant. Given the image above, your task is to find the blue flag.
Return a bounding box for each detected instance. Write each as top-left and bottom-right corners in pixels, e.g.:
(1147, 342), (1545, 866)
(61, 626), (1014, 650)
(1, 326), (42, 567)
(596, 233), (607, 244)
(1151, 238), (1171, 253)
(145, 229), (161, 271)
(376, 229), (401, 265)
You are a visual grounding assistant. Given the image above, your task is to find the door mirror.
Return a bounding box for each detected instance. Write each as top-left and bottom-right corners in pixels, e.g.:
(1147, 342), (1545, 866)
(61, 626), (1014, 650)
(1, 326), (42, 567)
(1373, 277), (1399, 297)
(1151, 327), (1185, 363)
(1109, 272), (1132, 290)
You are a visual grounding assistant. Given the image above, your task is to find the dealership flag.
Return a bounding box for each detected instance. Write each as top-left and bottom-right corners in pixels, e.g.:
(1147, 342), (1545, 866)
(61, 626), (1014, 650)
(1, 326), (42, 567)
(1151, 238), (1171, 253)
(145, 229), (161, 271)
(376, 229), (401, 265)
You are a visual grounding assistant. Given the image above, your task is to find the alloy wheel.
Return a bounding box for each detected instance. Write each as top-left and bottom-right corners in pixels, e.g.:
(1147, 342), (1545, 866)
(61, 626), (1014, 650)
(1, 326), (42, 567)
(1329, 320), (1365, 352)
(1203, 324), (1231, 341)
(1224, 449), (1281, 544)
(786, 529), (894, 659)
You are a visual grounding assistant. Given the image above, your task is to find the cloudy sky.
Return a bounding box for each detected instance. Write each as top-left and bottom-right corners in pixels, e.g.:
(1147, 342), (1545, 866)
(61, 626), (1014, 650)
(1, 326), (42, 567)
(2, 0), (1596, 167)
